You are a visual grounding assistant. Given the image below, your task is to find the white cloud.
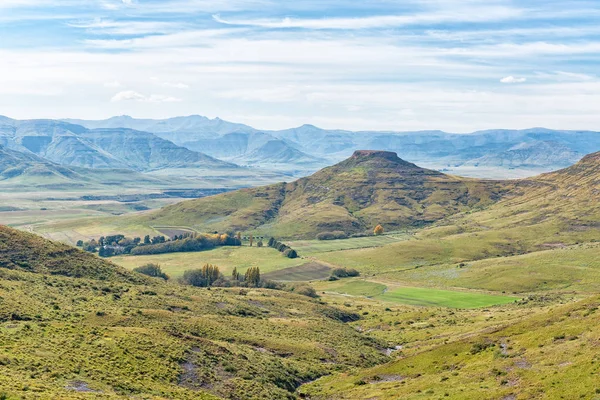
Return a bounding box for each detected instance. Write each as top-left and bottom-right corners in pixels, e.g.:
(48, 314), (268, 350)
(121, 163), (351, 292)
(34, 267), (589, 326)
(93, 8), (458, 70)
(68, 19), (183, 35)
(162, 81), (190, 89)
(500, 76), (527, 84)
(111, 90), (181, 103)
(103, 81), (121, 88)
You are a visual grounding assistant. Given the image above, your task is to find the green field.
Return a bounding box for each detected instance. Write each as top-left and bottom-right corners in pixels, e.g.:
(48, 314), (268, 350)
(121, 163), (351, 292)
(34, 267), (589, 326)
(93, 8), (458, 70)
(379, 286), (518, 308)
(111, 246), (306, 278)
(287, 233), (411, 255)
(319, 279), (517, 308)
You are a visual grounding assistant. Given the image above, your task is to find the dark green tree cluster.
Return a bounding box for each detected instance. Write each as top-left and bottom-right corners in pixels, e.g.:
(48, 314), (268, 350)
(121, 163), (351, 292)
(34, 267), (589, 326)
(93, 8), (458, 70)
(267, 238), (299, 259)
(79, 232), (241, 258)
(330, 268), (360, 281)
(181, 264), (221, 287)
(131, 234), (241, 256)
(133, 263), (170, 280)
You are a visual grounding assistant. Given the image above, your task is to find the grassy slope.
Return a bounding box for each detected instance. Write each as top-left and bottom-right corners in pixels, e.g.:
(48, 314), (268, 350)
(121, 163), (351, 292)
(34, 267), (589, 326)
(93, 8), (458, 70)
(313, 152), (600, 293)
(300, 294), (600, 399)
(0, 225), (144, 283)
(0, 229), (388, 399)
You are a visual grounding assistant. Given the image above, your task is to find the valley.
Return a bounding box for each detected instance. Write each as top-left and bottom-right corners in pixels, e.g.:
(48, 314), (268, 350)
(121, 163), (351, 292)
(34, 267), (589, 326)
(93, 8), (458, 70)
(1, 120), (599, 399)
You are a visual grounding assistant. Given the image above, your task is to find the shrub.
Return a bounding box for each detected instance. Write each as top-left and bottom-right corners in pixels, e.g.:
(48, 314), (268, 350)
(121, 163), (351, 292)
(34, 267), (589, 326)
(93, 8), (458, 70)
(133, 264), (169, 280)
(288, 284), (319, 298)
(316, 231), (348, 241)
(331, 268), (360, 278)
(283, 248), (298, 259)
(180, 264), (221, 288)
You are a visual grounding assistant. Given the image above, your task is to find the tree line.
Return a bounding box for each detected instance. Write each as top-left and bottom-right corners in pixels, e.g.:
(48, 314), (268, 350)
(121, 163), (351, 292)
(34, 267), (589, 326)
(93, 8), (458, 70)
(77, 232), (241, 258)
(267, 238), (298, 258)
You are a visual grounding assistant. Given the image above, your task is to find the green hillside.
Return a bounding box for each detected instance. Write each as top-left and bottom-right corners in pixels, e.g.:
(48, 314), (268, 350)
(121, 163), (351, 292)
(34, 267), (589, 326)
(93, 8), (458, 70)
(0, 226), (388, 399)
(140, 150), (513, 239)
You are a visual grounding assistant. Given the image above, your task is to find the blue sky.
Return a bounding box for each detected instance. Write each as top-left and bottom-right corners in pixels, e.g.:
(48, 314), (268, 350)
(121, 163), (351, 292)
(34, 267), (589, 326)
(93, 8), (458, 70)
(0, 0), (599, 131)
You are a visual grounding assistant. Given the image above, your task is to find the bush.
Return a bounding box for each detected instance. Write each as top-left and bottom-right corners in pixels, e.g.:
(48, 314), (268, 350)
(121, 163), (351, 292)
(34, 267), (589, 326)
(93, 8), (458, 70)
(316, 231), (348, 240)
(133, 264), (169, 280)
(288, 284), (319, 298)
(331, 268), (360, 278)
(283, 248), (298, 259)
(180, 264), (221, 288)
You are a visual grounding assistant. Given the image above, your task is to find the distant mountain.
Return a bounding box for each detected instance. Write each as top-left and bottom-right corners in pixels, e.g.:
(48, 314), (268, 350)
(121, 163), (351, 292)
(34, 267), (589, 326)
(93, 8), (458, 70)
(0, 118), (236, 172)
(59, 115), (600, 177)
(465, 140), (582, 169)
(139, 150), (510, 238)
(0, 144), (163, 189)
(77, 128), (236, 171)
(239, 139), (328, 166)
(181, 132), (276, 159)
(0, 144), (80, 182)
(66, 115), (257, 145)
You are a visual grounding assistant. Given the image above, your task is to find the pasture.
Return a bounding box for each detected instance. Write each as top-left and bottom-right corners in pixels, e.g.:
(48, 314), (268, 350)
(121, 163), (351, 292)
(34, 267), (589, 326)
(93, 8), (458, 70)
(378, 286), (519, 308)
(111, 246), (306, 279)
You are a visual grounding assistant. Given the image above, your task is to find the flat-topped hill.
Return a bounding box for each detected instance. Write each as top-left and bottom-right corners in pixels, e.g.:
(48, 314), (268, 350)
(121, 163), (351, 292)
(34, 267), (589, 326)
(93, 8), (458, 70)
(140, 151), (512, 238)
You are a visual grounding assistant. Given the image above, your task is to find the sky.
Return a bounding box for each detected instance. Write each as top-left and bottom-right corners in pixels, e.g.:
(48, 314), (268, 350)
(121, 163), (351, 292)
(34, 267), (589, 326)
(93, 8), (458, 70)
(0, 0), (599, 132)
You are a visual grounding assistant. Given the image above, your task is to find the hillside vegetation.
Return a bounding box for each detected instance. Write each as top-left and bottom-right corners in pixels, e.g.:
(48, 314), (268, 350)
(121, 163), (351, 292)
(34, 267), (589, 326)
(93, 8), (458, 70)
(0, 226), (388, 399)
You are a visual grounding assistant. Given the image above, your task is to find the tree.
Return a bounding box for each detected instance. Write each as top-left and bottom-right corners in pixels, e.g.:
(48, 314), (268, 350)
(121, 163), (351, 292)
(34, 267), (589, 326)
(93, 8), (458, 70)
(232, 267), (241, 281)
(283, 248), (298, 259)
(257, 239), (264, 248)
(245, 267), (261, 287)
(76, 240), (84, 247)
(143, 235), (151, 245)
(181, 264), (221, 287)
(268, 237), (275, 247)
(374, 225), (384, 236)
(133, 263), (169, 280)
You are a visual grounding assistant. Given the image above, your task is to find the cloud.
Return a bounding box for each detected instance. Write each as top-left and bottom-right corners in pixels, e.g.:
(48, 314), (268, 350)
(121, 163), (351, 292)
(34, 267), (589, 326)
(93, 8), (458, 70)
(111, 90), (181, 103)
(500, 76), (527, 84)
(162, 82), (190, 89)
(212, 6), (523, 30)
(68, 19), (182, 35)
(104, 81), (121, 88)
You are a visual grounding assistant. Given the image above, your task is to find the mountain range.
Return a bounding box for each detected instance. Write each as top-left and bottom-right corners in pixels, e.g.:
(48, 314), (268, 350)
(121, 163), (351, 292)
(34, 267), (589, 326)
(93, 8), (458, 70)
(63, 115), (600, 177)
(0, 143), (164, 189)
(0, 117), (235, 172)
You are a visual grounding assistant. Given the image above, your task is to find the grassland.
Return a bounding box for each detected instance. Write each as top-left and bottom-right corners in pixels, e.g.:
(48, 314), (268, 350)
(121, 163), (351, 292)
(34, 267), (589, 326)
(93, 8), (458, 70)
(287, 232), (411, 256)
(315, 279), (518, 308)
(379, 286), (518, 308)
(111, 246), (306, 279)
(299, 294), (600, 399)
(0, 226), (388, 400)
